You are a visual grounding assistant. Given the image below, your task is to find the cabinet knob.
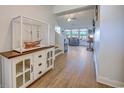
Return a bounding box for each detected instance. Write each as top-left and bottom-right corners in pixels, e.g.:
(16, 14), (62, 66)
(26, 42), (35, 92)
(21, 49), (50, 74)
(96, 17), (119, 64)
(38, 55), (42, 58)
(38, 71), (42, 74)
(38, 63), (42, 66)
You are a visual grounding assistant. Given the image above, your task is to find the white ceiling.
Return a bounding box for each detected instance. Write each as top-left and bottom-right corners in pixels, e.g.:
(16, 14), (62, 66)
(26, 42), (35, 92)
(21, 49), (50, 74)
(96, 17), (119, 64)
(53, 5), (87, 14)
(56, 8), (95, 30)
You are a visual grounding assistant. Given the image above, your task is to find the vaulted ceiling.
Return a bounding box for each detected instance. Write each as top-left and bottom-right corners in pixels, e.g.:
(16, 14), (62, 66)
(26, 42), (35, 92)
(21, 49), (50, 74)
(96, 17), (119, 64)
(53, 5), (95, 30)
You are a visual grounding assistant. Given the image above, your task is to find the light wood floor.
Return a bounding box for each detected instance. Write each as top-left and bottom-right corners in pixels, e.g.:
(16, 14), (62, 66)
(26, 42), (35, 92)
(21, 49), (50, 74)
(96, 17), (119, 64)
(29, 46), (112, 88)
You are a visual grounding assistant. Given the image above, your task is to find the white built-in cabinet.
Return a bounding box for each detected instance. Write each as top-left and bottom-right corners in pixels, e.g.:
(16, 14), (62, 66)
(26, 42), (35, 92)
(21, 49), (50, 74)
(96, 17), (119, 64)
(1, 47), (55, 88)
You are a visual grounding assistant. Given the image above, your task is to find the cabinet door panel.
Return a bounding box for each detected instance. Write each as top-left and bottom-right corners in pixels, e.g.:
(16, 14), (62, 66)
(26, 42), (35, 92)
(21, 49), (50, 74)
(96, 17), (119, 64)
(23, 55), (33, 87)
(12, 55), (33, 88)
(16, 61), (23, 75)
(46, 48), (55, 71)
(24, 59), (30, 71)
(25, 71), (31, 83)
(16, 74), (23, 88)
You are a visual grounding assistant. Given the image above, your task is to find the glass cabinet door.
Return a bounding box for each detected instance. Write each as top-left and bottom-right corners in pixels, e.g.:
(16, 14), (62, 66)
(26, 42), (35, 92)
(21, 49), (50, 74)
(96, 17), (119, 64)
(16, 61), (23, 75)
(24, 59), (30, 71)
(47, 60), (49, 67)
(50, 59), (53, 65)
(16, 74), (23, 88)
(15, 56), (32, 88)
(25, 71), (31, 83)
(47, 52), (50, 59)
(46, 50), (54, 69)
(50, 51), (53, 57)
(24, 58), (31, 84)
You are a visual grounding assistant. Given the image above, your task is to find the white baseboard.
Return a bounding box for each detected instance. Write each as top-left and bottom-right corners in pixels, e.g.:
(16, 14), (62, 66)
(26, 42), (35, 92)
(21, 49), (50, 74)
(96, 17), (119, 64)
(93, 53), (98, 80)
(97, 76), (124, 87)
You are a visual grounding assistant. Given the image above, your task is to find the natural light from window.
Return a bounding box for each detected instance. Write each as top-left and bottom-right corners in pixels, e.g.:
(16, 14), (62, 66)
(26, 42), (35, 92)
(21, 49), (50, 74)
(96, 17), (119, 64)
(64, 28), (88, 40)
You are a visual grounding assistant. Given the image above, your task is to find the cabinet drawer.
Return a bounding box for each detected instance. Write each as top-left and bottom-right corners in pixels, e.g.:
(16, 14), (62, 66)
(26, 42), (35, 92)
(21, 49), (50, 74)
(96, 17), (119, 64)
(33, 51), (45, 64)
(33, 50), (46, 80)
(34, 51), (45, 58)
(35, 61), (46, 69)
(34, 67), (44, 80)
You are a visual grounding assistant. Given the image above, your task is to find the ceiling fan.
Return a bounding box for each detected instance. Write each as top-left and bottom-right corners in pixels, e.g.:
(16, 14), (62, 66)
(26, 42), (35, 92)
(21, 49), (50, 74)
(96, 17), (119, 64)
(67, 17), (76, 22)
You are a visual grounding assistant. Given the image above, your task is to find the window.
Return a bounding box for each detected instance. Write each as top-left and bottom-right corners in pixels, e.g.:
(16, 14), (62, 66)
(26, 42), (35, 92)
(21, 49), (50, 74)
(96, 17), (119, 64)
(65, 29), (71, 38)
(55, 26), (61, 34)
(79, 29), (88, 40)
(64, 28), (88, 39)
(72, 29), (79, 38)
(80, 31), (87, 36)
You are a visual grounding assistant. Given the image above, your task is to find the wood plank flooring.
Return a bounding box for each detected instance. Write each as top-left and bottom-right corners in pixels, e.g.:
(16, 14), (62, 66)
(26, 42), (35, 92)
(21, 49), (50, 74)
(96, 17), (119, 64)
(29, 46), (112, 88)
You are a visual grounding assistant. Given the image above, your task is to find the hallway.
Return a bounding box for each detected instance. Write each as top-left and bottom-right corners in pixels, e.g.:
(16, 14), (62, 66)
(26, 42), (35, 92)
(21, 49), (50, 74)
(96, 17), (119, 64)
(29, 46), (111, 88)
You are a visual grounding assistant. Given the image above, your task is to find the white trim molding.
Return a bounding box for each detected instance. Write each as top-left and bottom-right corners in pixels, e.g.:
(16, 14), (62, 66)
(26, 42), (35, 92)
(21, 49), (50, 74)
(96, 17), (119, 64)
(97, 76), (124, 88)
(93, 52), (98, 81)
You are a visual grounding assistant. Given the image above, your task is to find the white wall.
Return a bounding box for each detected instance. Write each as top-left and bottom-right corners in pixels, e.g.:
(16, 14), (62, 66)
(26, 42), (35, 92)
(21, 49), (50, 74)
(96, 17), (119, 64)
(0, 5), (56, 52)
(93, 6), (100, 80)
(98, 6), (124, 87)
(55, 26), (64, 51)
(55, 32), (64, 50)
(0, 5), (56, 87)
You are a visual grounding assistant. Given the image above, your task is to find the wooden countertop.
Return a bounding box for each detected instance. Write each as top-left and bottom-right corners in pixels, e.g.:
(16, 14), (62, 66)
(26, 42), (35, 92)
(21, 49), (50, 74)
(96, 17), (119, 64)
(0, 46), (54, 59)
